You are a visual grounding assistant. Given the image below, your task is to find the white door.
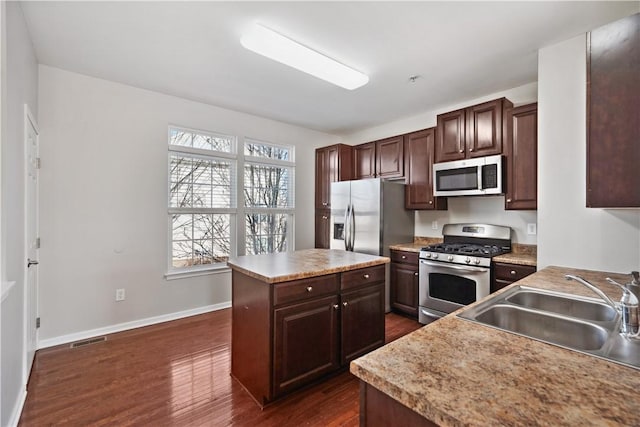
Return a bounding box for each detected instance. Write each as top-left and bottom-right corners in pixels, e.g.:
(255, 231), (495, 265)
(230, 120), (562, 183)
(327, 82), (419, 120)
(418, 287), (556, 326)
(25, 106), (39, 379)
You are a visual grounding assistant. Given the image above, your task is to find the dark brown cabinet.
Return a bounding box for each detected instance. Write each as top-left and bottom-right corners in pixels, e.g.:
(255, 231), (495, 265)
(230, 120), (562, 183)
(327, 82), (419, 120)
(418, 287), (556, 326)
(505, 103), (538, 210)
(354, 136), (404, 180)
(404, 128), (447, 210)
(315, 144), (352, 248)
(587, 13), (640, 208)
(376, 136), (404, 179)
(491, 262), (536, 293)
(231, 264), (385, 406)
(314, 208), (331, 249)
(341, 284), (385, 364)
(435, 98), (513, 163)
(354, 142), (376, 179)
(390, 250), (419, 318)
(315, 144), (353, 209)
(274, 294), (340, 396)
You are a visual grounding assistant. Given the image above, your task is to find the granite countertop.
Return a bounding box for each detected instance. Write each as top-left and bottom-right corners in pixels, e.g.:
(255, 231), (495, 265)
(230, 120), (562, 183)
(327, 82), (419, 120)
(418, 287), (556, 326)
(350, 266), (639, 426)
(389, 237), (442, 253)
(226, 248), (389, 283)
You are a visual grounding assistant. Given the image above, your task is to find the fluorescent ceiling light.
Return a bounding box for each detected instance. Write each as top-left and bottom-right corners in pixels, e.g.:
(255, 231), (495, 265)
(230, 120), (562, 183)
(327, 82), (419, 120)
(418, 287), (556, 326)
(241, 24), (369, 90)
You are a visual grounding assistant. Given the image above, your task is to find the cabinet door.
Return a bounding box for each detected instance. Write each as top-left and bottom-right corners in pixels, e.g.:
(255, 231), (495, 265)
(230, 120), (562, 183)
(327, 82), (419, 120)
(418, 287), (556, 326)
(376, 136), (404, 179)
(314, 208), (331, 249)
(390, 262), (418, 317)
(435, 109), (466, 163)
(506, 103), (537, 210)
(274, 295), (340, 397)
(587, 13), (640, 207)
(354, 142), (376, 179)
(404, 128), (447, 210)
(315, 148), (330, 209)
(466, 98), (508, 158)
(341, 284), (385, 365)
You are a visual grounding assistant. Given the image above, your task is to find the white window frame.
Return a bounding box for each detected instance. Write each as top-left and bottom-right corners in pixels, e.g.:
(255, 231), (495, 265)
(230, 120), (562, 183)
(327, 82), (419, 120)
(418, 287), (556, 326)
(239, 138), (295, 256)
(166, 126), (238, 279)
(165, 130), (296, 278)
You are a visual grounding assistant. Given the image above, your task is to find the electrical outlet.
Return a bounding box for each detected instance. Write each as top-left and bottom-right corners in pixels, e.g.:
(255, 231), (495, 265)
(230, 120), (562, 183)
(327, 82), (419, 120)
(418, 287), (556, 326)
(431, 220), (438, 230)
(115, 288), (125, 302)
(527, 223), (537, 235)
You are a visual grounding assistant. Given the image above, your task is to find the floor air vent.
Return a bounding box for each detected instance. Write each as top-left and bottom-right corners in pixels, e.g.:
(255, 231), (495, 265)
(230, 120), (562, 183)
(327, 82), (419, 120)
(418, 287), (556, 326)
(70, 336), (107, 348)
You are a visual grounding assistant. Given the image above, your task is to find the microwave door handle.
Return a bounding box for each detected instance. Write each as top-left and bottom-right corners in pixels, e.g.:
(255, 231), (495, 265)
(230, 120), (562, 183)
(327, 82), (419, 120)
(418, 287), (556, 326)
(478, 163), (485, 191)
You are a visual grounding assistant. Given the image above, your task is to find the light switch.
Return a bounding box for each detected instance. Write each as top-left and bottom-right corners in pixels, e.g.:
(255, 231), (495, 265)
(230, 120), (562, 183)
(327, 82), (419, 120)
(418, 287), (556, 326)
(527, 223), (537, 235)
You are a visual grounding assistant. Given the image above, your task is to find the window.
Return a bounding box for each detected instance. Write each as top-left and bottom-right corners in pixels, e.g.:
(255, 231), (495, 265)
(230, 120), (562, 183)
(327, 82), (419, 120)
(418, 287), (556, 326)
(243, 139), (295, 255)
(168, 128), (294, 274)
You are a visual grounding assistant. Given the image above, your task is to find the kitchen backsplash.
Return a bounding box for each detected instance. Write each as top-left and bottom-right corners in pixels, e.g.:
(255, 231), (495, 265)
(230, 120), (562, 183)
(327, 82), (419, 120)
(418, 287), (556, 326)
(414, 195), (537, 244)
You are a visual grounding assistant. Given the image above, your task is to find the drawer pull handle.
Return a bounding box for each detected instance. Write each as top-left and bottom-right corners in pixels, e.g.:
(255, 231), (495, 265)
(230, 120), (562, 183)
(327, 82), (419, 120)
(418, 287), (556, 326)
(333, 304), (339, 310)
(322, 215), (328, 220)
(510, 270), (517, 275)
(363, 274), (370, 279)
(306, 286), (313, 292)
(506, 198), (512, 203)
(401, 255), (406, 259)
(343, 301), (349, 307)
(414, 272), (419, 276)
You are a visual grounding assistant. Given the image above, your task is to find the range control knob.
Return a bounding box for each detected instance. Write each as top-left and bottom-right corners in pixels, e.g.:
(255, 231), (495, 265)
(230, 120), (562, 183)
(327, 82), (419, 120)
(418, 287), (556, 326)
(425, 253), (432, 259)
(432, 253), (439, 259)
(447, 255), (454, 261)
(474, 258), (481, 265)
(465, 257), (471, 264)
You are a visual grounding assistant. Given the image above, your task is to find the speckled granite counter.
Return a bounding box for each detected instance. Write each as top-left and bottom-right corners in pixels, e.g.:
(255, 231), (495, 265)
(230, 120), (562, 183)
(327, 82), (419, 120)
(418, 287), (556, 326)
(493, 243), (537, 267)
(351, 266), (639, 426)
(389, 237), (442, 253)
(226, 248), (389, 283)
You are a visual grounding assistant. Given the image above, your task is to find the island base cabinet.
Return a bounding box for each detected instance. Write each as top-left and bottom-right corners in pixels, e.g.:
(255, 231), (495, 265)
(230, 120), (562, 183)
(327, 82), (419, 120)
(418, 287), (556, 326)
(360, 382), (437, 427)
(274, 295), (340, 397)
(341, 284), (385, 365)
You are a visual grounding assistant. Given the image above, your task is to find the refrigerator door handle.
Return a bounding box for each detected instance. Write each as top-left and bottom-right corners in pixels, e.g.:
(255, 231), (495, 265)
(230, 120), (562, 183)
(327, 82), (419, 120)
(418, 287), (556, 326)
(349, 204), (356, 251)
(344, 204), (351, 251)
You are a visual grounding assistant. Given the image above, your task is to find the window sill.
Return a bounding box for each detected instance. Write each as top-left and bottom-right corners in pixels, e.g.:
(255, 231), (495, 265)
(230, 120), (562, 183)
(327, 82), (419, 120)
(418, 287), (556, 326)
(165, 265), (231, 281)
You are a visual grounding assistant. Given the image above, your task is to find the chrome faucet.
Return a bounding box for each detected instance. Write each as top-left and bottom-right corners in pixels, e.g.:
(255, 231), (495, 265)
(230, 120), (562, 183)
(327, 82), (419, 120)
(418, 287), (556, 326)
(565, 274), (639, 338)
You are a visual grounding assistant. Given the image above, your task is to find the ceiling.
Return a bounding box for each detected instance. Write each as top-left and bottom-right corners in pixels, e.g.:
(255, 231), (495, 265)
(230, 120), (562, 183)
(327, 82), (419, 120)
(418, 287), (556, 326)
(20, 1), (638, 135)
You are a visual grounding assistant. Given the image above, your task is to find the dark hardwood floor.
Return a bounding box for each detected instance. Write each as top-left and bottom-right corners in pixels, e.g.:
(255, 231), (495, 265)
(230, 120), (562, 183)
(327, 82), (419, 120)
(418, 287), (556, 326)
(19, 309), (421, 426)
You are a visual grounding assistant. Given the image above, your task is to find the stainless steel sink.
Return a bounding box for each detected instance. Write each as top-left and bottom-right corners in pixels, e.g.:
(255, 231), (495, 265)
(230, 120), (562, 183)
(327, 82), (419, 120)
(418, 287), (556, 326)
(506, 289), (617, 322)
(458, 285), (640, 370)
(474, 304), (608, 351)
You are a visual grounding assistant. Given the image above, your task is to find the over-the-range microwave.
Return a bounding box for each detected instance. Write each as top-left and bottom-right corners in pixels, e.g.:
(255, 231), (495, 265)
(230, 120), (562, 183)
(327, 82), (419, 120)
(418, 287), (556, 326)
(433, 155), (503, 197)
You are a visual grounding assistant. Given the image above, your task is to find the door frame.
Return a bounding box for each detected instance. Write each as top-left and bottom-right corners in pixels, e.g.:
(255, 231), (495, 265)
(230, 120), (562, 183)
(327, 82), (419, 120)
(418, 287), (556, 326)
(23, 104), (39, 384)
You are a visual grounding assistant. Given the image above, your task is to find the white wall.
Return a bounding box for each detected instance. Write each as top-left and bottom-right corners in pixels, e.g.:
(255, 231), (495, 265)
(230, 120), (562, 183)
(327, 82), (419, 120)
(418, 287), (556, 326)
(537, 34), (640, 272)
(1, 2), (38, 426)
(37, 66), (339, 343)
(343, 82), (539, 244)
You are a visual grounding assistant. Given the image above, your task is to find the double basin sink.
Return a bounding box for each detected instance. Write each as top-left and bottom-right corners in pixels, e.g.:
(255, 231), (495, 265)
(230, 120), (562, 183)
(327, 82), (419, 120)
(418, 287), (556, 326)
(458, 285), (640, 369)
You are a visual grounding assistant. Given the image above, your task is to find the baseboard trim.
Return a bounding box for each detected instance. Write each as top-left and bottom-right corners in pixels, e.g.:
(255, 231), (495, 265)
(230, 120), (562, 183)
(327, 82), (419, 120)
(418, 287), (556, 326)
(38, 301), (231, 349)
(8, 387), (27, 427)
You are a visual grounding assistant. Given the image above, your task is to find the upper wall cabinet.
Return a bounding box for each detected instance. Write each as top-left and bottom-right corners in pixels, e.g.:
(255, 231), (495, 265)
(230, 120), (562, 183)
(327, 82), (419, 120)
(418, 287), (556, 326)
(404, 128), (447, 210)
(354, 136), (404, 180)
(315, 144), (353, 209)
(376, 136), (404, 179)
(353, 142), (376, 179)
(505, 103), (537, 210)
(587, 13), (640, 208)
(435, 97), (513, 163)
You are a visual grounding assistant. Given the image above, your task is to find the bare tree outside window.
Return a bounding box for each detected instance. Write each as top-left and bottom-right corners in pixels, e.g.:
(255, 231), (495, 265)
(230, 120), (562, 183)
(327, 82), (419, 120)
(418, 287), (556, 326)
(168, 129), (294, 271)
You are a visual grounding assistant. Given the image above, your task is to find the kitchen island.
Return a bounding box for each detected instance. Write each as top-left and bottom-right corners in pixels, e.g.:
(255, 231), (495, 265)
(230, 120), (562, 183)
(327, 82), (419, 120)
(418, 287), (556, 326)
(351, 266), (640, 426)
(227, 248), (389, 406)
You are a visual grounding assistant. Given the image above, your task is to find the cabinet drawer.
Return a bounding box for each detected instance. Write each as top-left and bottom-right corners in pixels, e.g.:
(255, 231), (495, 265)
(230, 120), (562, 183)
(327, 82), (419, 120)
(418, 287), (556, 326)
(493, 263), (536, 282)
(390, 250), (419, 265)
(341, 265), (386, 291)
(273, 274), (339, 307)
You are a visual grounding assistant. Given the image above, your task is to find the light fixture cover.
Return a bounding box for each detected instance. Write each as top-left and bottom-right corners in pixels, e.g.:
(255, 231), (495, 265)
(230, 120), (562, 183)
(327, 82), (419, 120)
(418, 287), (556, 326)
(241, 24), (369, 90)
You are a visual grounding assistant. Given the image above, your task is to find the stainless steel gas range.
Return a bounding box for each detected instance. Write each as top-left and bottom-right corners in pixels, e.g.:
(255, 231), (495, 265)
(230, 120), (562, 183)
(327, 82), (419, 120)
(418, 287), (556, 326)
(418, 223), (512, 324)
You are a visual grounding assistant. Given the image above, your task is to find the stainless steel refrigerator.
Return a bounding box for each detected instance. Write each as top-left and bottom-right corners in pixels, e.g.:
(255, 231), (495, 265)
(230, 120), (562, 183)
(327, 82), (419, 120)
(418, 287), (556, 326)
(330, 178), (415, 310)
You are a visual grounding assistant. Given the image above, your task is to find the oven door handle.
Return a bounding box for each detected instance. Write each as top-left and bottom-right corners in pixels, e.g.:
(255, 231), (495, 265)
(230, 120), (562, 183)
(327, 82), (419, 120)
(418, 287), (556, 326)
(420, 308), (443, 320)
(419, 260), (488, 273)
